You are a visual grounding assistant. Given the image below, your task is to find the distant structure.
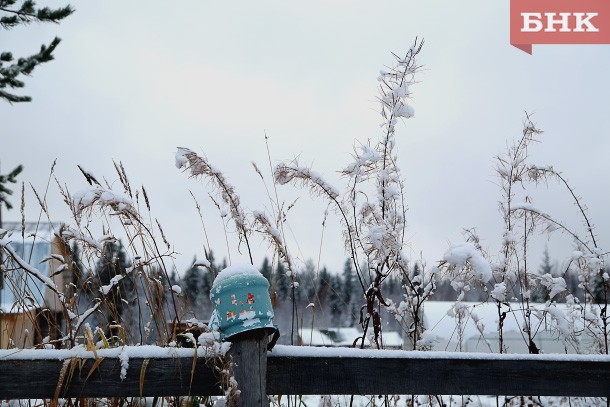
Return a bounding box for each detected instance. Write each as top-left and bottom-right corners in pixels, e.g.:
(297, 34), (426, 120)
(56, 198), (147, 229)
(297, 327), (403, 349)
(418, 301), (591, 354)
(0, 222), (72, 349)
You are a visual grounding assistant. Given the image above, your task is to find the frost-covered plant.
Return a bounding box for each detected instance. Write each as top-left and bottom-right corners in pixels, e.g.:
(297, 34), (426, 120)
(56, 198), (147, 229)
(175, 145), (305, 345)
(0, 161), (241, 405)
(439, 114), (609, 357)
(176, 147), (253, 265)
(173, 40), (428, 349)
(0, 162), (189, 349)
(274, 39), (427, 349)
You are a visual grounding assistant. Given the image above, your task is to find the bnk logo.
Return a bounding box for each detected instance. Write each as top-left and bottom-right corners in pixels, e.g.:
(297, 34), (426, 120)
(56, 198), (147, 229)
(522, 13), (598, 32)
(510, 0), (610, 54)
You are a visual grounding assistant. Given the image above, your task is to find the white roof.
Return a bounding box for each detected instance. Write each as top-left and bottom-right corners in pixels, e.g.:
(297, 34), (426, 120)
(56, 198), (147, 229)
(1, 222), (62, 243)
(298, 328), (334, 346)
(297, 327), (403, 348)
(422, 301), (583, 354)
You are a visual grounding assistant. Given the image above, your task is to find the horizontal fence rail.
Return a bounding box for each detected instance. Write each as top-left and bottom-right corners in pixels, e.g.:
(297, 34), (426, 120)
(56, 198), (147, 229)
(1, 345), (610, 399)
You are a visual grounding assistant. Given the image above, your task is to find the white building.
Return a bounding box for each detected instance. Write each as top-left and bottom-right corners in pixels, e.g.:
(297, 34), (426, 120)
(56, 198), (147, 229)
(419, 301), (594, 354)
(1, 222), (71, 348)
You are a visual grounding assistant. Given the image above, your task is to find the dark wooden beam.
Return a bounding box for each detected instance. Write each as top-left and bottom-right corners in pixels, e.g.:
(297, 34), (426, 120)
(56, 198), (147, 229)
(266, 354), (610, 397)
(0, 356), (222, 399)
(1, 349), (610, 399)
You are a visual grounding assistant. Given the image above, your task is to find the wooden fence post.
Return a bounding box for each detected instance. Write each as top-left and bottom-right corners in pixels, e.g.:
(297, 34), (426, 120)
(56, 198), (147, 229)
(229, 330), (269, 407)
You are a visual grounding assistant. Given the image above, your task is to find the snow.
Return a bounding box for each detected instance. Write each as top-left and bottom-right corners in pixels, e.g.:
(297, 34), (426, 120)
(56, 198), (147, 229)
(392, 101), (414, 119)
(213, 264), (262, 285)
(100, 274), (125, 295)
(443, 243), (492, 283)
(512, 202), (546, 215)
(490, 282), (506, 302)
(171, 285), (182, 294)
(175, 147), (190, 169)
(0, 344), (231, 361)
(61, 227), (103, 250)
(269, 345), (610, 362)
(72, 186), (134, 212)
(5, 343), (605, 365)
(0, 222), (60, 243)
(0, 302), (38, 314)
(538, 274), (567, 299)
(119, 347), (129, 381)
(193, 257), (211, 268)
(417, 330), (439, 348)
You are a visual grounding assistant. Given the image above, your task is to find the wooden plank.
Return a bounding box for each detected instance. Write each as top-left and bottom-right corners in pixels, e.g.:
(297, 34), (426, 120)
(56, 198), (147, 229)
(0, 357), (222, 399)
(1, 350), (610, 398)
(229, 331), (269, 407)
(266, 355), (610, 396)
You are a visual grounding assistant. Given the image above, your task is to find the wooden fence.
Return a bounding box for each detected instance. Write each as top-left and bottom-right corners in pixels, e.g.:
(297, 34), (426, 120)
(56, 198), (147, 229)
(1, 332), (610, 405)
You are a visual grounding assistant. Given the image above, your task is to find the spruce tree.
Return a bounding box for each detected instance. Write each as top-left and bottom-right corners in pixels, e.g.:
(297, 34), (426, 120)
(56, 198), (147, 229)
(183, 256), (203, 309)
(317, 267), (331, 306)
(274, 262), (291, 301)
(342, 259), (354, 306)
(590, 266), (608, 305)
(0, 1), (73, 103)
(260, 257), (272, 281)
(329, 274), (344, 326)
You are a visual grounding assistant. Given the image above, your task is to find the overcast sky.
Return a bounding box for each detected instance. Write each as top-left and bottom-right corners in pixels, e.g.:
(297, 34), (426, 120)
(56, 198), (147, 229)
(3, 1), (610, 276)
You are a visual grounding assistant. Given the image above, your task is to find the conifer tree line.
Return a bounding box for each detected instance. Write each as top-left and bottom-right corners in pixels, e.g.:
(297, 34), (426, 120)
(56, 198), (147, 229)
(68, 241), (605, 344)
(179, 254), (385, 330)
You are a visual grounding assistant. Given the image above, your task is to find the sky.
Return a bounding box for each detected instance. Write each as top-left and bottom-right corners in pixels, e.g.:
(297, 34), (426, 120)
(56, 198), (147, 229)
(2, 1), (610, 277)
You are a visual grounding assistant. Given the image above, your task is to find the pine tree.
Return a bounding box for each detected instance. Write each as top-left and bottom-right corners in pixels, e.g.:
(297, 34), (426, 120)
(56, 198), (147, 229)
(169, 268), (179, 287)
(342, 259), (354, 306)
(329, 274), (344, 326)
(341, 259), (359, 326)
(274, 262), (291, 301)
(590, 266), (608, 305)
(183, 256), (203, 309)
(260, 257), (272, 281)
(0, 163), (22, 227)
(301, 260), (317, 303)
(0, 1), (73, 103)
(317, 267), (331, 306)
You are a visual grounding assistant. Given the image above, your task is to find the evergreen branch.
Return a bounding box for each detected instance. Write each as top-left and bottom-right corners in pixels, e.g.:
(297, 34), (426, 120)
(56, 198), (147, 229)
(0, 3), (73, 28)
(0, 164), (23, 209)
(0, 36), (60, 103)
(0, 88), (29, 102)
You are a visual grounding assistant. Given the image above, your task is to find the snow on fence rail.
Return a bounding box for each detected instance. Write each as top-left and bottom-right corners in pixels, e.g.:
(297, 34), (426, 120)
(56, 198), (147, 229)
(2, 341), (610, 400)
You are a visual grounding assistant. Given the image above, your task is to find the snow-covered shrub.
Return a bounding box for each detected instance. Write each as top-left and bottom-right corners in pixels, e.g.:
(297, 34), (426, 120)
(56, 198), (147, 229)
(436, 115), (609, 358)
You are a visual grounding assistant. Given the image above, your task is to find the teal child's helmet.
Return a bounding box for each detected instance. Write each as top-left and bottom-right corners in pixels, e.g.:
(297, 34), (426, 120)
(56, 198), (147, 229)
(209, 264), (277, 342)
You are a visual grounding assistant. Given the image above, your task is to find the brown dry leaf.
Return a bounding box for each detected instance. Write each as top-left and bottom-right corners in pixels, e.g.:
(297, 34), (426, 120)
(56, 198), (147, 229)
(189, 349), (198, 392)
(140, 358), (151, 397)
(66, 358), (81, 391)
(52, 359), (71, 406)
(85, 357), (106, 382)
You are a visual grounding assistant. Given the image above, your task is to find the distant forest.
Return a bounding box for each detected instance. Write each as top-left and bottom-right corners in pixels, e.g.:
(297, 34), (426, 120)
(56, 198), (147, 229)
(74, 242), (595, 345)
